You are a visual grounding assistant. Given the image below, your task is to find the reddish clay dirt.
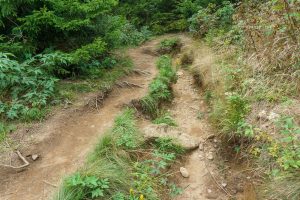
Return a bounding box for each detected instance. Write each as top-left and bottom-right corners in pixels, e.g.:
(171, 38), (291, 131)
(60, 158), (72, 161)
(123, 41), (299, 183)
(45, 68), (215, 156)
(0, 38), (162, 200)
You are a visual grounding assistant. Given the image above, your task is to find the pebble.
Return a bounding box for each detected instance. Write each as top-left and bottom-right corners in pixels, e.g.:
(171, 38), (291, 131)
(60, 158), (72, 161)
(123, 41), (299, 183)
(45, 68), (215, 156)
(267, 112), (280, 121)
(177, 71), (184, 76)
(257, 110), (267, 120)
(221, 182), (227, 188)
(180, 167), (190, 178)
(31, 154), (39, 161)
(199, 143), (204, 151)
(198, 154), (204, 160)
(207, 152), (214, 160)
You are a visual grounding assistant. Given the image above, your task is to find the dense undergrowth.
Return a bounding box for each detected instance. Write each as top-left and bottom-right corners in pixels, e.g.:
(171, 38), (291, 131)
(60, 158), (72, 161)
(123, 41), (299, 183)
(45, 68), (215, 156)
(183, 0), (299, 199)
(0, 0), (152, 141)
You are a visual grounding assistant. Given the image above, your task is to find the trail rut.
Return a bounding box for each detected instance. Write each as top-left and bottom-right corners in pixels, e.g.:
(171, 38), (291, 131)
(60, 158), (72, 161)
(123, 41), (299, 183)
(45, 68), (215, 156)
(0, 39), (161, 200)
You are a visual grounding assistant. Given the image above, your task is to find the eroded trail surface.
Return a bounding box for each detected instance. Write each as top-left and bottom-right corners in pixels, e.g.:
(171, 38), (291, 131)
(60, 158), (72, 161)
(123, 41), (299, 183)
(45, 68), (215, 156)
(0, 39), (161, 200)
(172, 37), (227, 200)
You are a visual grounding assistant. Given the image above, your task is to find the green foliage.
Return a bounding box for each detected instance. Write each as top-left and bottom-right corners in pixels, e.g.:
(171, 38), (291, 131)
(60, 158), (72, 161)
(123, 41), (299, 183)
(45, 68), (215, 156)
(113, 108), (141, 149)
(0, 122), (15, 142)
(275, 117), (300, 170)
(140, 55), (177, 118)
(0, 53), (57, 121)
(67, 174), (110, 199)
(153, 137), (185, 155)
(157, 38), (182, 55)
(188, 1), (235, 37)
(211, 93), (249, 136)
(153, 113), (177, 127)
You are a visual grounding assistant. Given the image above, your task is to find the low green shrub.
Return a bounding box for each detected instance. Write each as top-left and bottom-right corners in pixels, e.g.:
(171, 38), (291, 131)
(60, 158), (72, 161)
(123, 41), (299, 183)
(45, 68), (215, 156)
(0, 53), (57, 121)
(210, 93), (250, 137)
(157, 38), (182, 55)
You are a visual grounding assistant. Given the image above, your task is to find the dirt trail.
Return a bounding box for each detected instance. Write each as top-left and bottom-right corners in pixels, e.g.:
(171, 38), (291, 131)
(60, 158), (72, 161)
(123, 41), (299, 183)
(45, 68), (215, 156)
(0, 39), (162, 200)
(172, 68), (225, 200)
(171, 36), (228, 200)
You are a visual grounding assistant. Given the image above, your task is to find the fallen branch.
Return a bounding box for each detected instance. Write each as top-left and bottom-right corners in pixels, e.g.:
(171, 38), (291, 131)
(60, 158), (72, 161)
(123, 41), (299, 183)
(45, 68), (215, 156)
(0, 151), (29, 169)
(43, 180), (58, 188)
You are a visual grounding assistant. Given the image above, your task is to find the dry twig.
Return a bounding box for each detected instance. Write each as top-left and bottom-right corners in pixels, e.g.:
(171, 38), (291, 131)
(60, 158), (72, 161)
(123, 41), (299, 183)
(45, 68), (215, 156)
(0, 151), (29, 169)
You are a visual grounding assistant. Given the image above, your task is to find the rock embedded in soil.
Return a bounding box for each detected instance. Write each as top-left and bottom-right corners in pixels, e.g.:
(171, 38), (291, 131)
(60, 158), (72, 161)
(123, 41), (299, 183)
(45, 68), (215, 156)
(207, 152), (214, 160)
(180, 167), (190, 178)
(257, 110), (267, 120)
(143, 125), (200, 150)
(31, 154), (39, 161)
(199, 143), (204, 151)
(221, 182), (227, 188)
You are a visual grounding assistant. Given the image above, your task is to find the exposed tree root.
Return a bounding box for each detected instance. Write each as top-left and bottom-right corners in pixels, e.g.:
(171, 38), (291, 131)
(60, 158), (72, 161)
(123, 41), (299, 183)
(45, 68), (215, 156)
(116, 81), (143, 88)
(86, 89), (112, 110)
(0, 151), (29, 169)
(132, 68), (151, 76)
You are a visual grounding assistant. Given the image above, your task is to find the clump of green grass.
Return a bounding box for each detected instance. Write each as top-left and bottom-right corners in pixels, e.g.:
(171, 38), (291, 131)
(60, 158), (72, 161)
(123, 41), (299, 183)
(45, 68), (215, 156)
(153, 112), (177, 127)
(157, 38), (182, 55)
(0, 123), (15, 143)
(139, 55), (177, 118)
(55, 108), (184, 200)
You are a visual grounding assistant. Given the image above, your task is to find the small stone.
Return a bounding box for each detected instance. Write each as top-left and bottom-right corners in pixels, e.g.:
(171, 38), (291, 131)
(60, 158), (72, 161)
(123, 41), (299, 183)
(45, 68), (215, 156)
(221, 182), (227, 188)
(257, 110), (267, 120)
(207, 152), (214, 160)
(177, 71), (184, 76)
(207, 134), (215, 140)
(90, 125), (95, 128)
(213, 139), (217, 143)
(267, 112), (280, 122)
(199, 143), (204, 151)
(198, 154), (204, 160)
(180, 167), (190, 178)
(246, 176), (251, 180)
(31, 154), (39, 161)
